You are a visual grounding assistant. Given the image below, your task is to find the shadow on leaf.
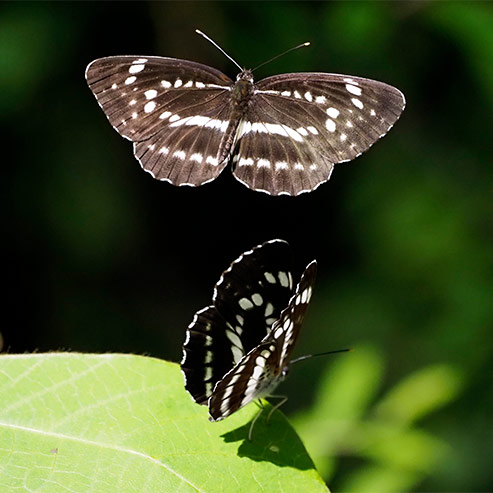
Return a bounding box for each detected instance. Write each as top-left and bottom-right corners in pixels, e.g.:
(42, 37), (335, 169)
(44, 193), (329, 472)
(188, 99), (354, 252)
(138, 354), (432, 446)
(220, 407), (317, 471)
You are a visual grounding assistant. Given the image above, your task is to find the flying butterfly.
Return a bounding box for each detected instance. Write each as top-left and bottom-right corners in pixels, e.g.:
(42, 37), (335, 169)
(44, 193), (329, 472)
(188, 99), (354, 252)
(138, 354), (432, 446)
(86, 30), (405, 196)
(181, 239), (347, 439)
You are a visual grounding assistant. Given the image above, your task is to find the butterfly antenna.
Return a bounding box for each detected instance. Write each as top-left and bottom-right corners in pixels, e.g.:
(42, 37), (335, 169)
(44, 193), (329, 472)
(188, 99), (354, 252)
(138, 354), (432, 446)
(252, 42), (310, 73)
(196, 29), (243, 71)
(290, 348), (352, 365)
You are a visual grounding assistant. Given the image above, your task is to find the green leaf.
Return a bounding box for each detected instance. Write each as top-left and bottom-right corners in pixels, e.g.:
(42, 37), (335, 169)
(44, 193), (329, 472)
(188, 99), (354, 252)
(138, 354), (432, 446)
(0, 353), (327, 492)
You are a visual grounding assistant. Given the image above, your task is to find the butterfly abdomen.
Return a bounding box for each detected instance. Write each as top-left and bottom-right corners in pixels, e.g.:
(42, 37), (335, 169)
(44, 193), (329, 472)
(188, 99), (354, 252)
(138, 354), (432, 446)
(217, 75), (254, 163)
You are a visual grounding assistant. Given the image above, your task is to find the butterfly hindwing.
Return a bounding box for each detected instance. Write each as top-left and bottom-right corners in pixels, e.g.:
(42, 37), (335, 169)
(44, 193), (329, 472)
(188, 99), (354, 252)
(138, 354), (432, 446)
(181, 306), (243, 405)
(208, 341), (282, 421)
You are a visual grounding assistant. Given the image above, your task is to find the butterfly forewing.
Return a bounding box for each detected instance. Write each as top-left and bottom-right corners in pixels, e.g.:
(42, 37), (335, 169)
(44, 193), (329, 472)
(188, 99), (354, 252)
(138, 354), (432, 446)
(208, 258), (317, 421)
(232, 73), (405, 195)
(86, 56), (238, 186)
(213, 239), (294, 355)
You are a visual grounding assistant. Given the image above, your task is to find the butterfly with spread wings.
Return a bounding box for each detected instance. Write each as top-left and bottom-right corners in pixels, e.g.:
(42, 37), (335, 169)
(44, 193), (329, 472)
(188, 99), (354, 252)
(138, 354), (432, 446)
(85, 30), (405, 196)
(181, 239), (318, 439)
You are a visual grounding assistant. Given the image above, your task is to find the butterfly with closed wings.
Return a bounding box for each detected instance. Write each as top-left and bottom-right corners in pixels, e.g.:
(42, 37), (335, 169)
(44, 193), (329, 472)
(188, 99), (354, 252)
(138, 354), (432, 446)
(85, 30), (405, 196)
(181, 239), (321, 440)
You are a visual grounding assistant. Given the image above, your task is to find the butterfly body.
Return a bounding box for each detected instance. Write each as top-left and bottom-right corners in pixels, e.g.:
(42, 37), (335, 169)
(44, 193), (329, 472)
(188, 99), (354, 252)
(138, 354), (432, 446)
(86, 49), (405, 195)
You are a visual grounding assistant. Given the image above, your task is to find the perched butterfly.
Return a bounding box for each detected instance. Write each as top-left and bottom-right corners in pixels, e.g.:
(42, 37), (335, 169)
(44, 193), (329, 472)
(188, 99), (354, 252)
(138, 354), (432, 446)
(180, 239), (318, 439)
(85, 30), (406, 196)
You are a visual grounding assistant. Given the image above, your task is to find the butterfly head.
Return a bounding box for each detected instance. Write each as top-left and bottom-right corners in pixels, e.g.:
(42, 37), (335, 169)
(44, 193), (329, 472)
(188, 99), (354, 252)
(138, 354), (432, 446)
(236, 69), (254, 83)
(281, 365), (290, 380)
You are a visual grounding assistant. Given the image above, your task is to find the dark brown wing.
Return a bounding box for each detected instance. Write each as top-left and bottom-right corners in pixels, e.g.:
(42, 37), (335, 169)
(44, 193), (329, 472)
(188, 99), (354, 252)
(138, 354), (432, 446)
(86, 56), (236, 186)
(233, 72), (405, 195)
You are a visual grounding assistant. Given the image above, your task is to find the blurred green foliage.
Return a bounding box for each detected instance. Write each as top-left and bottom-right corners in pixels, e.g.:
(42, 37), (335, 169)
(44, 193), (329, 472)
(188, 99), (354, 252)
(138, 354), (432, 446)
(2, 1), (492, 492)
(292, 346), (463, 491)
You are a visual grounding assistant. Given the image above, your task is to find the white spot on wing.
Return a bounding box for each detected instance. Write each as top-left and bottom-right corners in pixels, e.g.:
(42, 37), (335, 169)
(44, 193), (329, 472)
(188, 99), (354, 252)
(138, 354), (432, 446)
(125, 76), (136, 85)
(185, 115), (210, 127)
(144, 101), (156, 113)
(252, 293), (263, 306)
(173, 150), (186, 160)
(161, 80), (171, 88)
(278, 271), (289, 287)
(239, 157), (254, 167)
(327, 107), (340, 118)
(346, 84), (362, 96)
(226, 329), (243, 349)
(174, 78), (183, 88)
(129, 64), (145, 74)
(264, 302), (274, 317)
(144, 89), (157, 99)
(232, 347), (243, 363)
(325, 118), (336, 132)
(239, 298), (254, 310)
(255, 356), (267, 368)
(190, 153), (203, 163)
(258, 159), (270, 168)
(351, 98), (364, 109)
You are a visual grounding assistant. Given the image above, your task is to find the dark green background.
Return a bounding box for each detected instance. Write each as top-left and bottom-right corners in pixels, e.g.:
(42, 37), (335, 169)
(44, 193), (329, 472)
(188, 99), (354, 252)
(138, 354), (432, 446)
(2, 2), (492, 491)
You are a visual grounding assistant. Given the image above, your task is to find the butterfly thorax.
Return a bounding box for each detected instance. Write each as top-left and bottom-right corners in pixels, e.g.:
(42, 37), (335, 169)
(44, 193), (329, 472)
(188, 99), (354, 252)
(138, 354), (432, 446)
(231, 70), (254, 111)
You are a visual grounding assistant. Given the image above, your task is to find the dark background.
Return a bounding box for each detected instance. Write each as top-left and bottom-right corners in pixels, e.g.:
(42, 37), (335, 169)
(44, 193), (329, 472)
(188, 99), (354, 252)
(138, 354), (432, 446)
(2, 2), (492, 491)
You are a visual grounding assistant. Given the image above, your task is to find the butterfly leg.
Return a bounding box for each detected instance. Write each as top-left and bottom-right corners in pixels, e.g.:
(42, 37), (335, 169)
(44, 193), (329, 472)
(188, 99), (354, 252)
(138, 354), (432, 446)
(248, 401), (265, 441)
(266, 395), (288, 424)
